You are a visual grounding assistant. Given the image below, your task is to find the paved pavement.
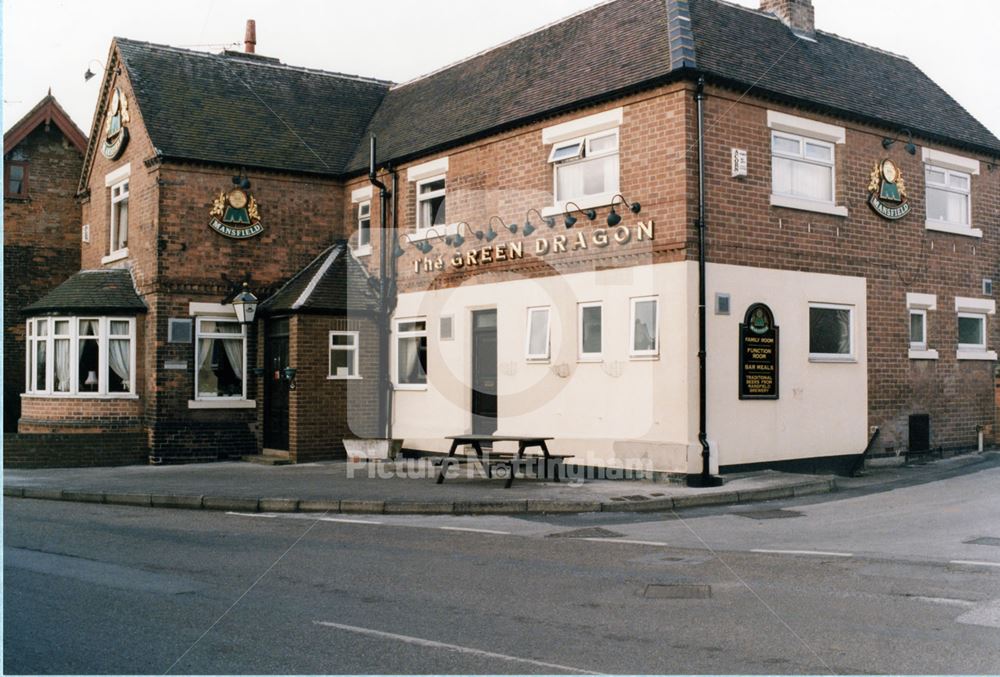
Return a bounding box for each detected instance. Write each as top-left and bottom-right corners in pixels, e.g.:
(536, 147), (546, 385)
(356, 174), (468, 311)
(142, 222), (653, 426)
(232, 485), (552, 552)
(5, 452), (1000, 674)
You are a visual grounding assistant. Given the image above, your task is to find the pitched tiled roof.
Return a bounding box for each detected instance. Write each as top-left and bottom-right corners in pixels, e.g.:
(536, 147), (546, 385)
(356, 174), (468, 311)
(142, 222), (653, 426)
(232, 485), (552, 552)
(22, 270), (146, 315)
(4, 92), (88, 156)
(259, 243), (379, 316)
(116, 39), (390, 176)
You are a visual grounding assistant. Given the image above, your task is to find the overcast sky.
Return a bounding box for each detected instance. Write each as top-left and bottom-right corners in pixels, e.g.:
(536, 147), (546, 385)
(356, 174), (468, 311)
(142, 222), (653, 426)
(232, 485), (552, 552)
(3, 0), (999, 144)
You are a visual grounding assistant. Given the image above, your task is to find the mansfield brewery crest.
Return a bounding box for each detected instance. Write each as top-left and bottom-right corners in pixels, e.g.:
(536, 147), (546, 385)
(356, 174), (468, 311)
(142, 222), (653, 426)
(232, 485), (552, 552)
(101, 87), (130, 160)
(209, 177), (264, 239)
(867, 158), (910, 220)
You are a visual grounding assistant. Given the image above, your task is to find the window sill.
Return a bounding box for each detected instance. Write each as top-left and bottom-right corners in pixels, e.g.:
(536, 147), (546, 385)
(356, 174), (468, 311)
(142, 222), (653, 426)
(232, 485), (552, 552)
(327, 375), (363, 380)
(629, 353), (660, 361)
(542, 193), (617, 218)
(526, 357), (551, 364)
(393, 384), (427, 391)
(353, 244), (372, 257)
(577, 356), (603, 363)
(408, 223), (461, 242)
(908, 349), (939, 360)
(188, 399), (256, 409)
(101, 248), (129, 265)
(808, 354), (857, 363)
(925, 221), (982, 238)
(956, 350), (997, 361)
(21, 392), (139, 400)
(770, 194), (848, 218)
(4, 195), (30, 203)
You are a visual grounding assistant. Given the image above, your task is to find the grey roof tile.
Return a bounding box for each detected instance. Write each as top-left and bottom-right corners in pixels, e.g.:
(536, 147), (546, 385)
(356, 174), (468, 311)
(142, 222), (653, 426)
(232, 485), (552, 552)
(259, 243), (379, 315)
(22, 269), (147, 315)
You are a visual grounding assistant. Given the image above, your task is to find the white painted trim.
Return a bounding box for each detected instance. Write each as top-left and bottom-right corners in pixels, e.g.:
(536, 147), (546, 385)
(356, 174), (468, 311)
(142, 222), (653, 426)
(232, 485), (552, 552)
(101, 248), (129, 265)
(922, 147), (980, 175)
(104, 163), (131, 186)
(188, 399), (256, 409)
(954, 297), (996, 314)
(406, 156), (449, 182)
(542, 107), (623, 145)
(925, 220), (982, 238)
(956, 350), (997, 361)
(351, 185), (373, 202)
(908, 349), (939, 360)
(906, 293), (937, 311)
(21, 393), (139, 400)
(766, 111), (845, 144)
(808, 302), (856, 362)
(629, 296), (660, 357)
(189, 302), (235, 316)
(353, 244), (372, 257)
(293, 246), (340, 309)
(769, 193), (848, 217)
(329, 330), (360, 379)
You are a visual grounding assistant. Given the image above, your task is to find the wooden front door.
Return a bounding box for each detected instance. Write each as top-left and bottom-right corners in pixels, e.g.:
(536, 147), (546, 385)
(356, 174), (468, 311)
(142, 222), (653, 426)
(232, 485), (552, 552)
(263, 318), (290, 450)
(471, 310), (498, 436)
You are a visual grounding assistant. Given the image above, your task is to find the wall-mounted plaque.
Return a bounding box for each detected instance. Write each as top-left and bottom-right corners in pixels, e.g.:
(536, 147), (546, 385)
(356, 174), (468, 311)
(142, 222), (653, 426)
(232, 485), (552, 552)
(209, 179), (264, 239)
(867, 158), (910, 220)
(739, 303), (779, 400)
(101, 87), (130, 160)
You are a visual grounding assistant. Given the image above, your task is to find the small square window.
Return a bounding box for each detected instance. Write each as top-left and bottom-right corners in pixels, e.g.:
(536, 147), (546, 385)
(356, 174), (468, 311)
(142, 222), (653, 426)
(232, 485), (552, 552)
(715, 293), (731, 315)
(909, 310), (926, 351)
(957, 313), (986, 350)
(329, 331), (360, 379)
(809, 304), (854, 361)
(925, 164), (971, 229)
(168, 318), (193, 343)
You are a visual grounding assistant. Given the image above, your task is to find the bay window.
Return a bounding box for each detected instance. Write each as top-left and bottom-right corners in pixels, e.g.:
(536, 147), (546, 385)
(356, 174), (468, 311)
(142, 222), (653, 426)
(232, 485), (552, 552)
(195, 318), (246, 399)
(25, 316), (135, 396)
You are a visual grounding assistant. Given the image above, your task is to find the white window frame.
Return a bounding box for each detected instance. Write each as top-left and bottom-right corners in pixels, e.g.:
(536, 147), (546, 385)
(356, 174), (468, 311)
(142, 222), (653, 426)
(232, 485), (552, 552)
(525, 306), (551, 361)
(24, 316), (137, 398)
(808, 302), (855, 363)
(924, 164), (977, 237)
(546, 128), (620, 216)
(415, 174), (447, 233)
(629, 296), (660, 358)
(395, 317), (428, 390)
(954, 296), (996, 360)
(957, 312), (986, 351)
(909, 309), (927, 351)
(193, 316), (248, 402)
(766, 111), (847, 217)
(109, 178), (129, 257)
(906, 293), (938, 360)
(355, 200), (372, 255)
(578, 302), (603, 361)
(328, 330), (361, 380)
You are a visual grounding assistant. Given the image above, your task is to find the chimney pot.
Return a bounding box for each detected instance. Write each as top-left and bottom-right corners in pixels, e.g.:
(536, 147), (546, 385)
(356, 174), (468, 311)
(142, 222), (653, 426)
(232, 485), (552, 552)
(244, 19), (256, 54)
(760, 0), (815, 38)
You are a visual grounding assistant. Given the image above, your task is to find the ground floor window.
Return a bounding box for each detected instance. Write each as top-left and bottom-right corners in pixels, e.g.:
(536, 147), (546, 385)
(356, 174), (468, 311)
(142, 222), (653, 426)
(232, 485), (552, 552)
(578, 302), (603, 360)
(809, 303), (854, 361)
(957, 313), (986, 351)
(526, 307), (551, 360)
(329, 331), (360, 379)
(630, 297), (659, 357)
(195, 318), (246, 399)
(909, 309), (927, 351)
(26, 316), (135, 395)
(396, 319), (427, 387)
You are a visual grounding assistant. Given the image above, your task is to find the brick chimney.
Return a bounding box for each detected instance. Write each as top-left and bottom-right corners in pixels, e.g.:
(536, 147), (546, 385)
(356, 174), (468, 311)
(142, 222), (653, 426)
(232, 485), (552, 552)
(760, 0), (815, 39)
(244, 19), (256, 54)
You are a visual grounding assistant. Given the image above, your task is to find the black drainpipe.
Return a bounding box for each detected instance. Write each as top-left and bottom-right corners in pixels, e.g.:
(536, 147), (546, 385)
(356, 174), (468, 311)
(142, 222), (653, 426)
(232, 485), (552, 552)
(369, 136), (392, 440)
(689, 76), (723, 488)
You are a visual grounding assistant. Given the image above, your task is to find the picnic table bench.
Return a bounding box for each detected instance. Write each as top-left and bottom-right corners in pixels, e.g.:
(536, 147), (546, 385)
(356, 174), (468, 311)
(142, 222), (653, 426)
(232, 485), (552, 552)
(435, 435), (570, 488)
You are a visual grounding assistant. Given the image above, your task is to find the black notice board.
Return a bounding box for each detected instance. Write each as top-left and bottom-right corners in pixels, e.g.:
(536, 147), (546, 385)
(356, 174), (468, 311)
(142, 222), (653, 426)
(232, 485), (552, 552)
(739, 303), (779, 400)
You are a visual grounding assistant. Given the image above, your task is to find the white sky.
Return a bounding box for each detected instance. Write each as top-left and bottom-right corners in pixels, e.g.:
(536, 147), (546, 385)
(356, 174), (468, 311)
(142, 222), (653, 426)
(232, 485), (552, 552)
(3, 0), (999, 145)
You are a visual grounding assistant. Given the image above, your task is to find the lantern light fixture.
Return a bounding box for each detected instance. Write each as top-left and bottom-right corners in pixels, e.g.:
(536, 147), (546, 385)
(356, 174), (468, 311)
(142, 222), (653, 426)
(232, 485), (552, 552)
(231, 282), (258, 325)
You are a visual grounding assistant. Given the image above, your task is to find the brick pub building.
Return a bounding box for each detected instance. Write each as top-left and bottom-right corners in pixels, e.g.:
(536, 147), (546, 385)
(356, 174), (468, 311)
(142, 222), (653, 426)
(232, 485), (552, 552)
(10, 0), (999, 474)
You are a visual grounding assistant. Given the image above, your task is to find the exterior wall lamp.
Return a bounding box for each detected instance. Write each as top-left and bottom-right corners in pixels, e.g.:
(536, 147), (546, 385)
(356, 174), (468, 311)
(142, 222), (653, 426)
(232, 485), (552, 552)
(485, 215), (517, 236)
(282, 366), (298, 390)
(524, 208), (555, 235)
(445, 222), (472, 248)
(606, 194), (642, 226)
(231, 282), (259, 325)
(563, 201), (596, 228)
(881, 128), (916, 155)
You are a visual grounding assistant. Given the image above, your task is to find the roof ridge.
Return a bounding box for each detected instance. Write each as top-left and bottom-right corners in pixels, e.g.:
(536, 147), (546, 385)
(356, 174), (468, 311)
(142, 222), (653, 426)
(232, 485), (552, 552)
(292, 244), (343, 309)
(390, 0), (621, 91)
(114, 37), (394, 86)
(261, 243), (341, 309)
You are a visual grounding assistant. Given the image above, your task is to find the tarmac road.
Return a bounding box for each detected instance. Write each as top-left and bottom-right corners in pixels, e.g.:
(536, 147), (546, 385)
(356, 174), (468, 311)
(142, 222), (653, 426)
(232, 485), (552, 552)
(5, 460), (1000, 674)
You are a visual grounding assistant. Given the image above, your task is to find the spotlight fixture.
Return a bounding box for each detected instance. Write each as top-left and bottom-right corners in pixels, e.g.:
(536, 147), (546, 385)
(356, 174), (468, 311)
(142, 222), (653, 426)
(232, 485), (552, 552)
(488, 215), (516, 236)
(607, 194), (642, 226)
(563, 201), (596, 228)
(453, 234), (465, 247)
(881, 128), (916, 155)
(524, 208), (553, 236)
(485, 226), (498, 242)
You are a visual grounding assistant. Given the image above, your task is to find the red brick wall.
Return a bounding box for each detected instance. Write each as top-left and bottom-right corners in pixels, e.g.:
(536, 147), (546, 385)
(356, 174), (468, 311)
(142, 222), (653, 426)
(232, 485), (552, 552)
(288, 314), (380, 462)
(3, 432), (147, 468)
(3, 125), (84, 431)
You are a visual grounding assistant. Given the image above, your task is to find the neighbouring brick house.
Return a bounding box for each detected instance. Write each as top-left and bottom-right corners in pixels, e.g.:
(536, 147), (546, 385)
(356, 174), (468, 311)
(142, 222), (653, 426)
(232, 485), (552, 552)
(13, 0), (999, 474)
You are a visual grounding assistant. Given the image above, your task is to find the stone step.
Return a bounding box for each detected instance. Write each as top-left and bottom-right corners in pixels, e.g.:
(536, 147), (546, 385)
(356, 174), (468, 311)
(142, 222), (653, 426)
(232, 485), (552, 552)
(241, 454), (292, 466)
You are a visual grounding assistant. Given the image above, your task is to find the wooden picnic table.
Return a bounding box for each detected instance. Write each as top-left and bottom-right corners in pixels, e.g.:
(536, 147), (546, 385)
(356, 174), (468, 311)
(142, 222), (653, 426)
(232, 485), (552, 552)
(435, 435), (568, 488)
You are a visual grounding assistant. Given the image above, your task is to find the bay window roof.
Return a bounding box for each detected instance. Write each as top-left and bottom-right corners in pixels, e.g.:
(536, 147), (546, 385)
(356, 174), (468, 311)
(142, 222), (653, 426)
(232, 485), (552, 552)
(22, 269), (146, 316)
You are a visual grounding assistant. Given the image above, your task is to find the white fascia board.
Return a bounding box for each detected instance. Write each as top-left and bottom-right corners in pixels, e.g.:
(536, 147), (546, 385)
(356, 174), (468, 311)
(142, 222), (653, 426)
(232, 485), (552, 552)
(189, 302), (235, 316)
(542, 107), (623, 145)
(906, 293), (937, 311)
(104, 163), (131, 186)
(767, 110), (845, 144)
(406, 157), (449, 182)
(922, 147), (980, 175)
(351, 185), (373, 202)
(954, 296), (996, 314)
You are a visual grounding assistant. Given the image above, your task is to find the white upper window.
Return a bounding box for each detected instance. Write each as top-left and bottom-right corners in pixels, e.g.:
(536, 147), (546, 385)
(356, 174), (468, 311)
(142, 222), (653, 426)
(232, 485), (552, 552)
(771, 132), (835, 205)
(357, 201), (371, 252)
(808, 303), (854, 362)
(110, 179), (129, 254)
(526, 307), (551, 361)
(550, 129), (620, 207)
(578, 302), (603, 361)
(922, 148), (981, 237)
(329, 331), (360, 379)
(25, 316), (135, 397)
(629, 297), (659, 357)
(195, 317), (247, 400)
(416, 176), (447, 232)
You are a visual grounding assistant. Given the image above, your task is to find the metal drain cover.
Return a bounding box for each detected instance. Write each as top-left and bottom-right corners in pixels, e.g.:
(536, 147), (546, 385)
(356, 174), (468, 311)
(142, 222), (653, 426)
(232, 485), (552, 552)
(735, 509), (803, 520)
(643, 584), (712, 599)
(547, 527), (627, 539)
(964, 537), (1000, 547)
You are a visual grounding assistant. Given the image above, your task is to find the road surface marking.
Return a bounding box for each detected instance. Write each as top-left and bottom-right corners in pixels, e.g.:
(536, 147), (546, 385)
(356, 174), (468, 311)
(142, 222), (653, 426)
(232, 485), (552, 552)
(226, 511), (278, 518)
(313, 621), (598, 674)
(438, 526), (511, 535)
(582, 538), (669, 547)
(226, 512), (383, 525)
(951, 560), (1000, 568)
(319, 517), (384, 525)
(751, 549), (852, 557)
(956, 599), (1000, 629)
(910, 596), (976, 608)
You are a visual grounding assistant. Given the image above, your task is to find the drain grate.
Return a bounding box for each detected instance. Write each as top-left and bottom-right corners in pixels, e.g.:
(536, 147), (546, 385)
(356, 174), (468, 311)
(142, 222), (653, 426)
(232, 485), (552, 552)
(964, 537), (1000, 547)
(735, 509), (803, 520)
(643, 584), (711, 599)
(547, 527), (627, 539)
